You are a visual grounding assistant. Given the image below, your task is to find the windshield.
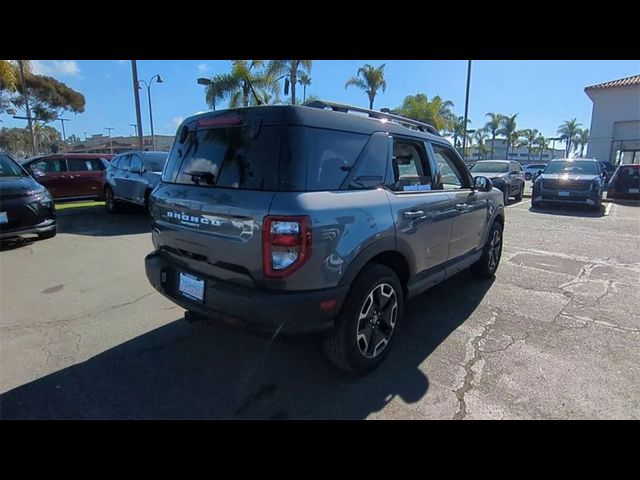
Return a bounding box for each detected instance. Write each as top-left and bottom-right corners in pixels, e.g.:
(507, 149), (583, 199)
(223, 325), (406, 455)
(144, 153), (168, 171)
(470, 162), (509, 173)
(0, 153), (26, 177)
(544, 161), (599, 175)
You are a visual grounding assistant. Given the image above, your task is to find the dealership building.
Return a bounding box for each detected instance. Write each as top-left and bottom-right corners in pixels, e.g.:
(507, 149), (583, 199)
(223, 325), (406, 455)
(585, 74), (640, 165)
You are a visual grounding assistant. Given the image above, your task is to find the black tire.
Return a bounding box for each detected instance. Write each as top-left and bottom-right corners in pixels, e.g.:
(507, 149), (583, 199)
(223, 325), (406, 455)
(324, 263), (403, 374)
(471, 220), (503, 279)
(525, 173), (531, 181)
(502, 187), (509, 205)
(592, 197), (602, 212)
(37, 228), (57, 240)
(515, 182), (524, 201)
(104, 186), (121, 214)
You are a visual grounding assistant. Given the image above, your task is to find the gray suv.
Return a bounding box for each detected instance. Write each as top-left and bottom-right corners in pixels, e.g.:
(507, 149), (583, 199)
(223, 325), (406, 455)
(104, 151), (168, 213)
(145, 101), (505, 373)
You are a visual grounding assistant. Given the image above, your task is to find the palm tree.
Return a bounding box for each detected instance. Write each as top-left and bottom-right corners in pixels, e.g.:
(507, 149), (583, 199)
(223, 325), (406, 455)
(484, 113), (504, 160)
(522, 128), (539, 161)
(451, 116), (471, 152)
(345, 64), (387, 110)
(574, 128), (589, 157)
(473, 129), (489, 160)
(535, 135), (549, 161)
(298, 73), (311, 103)
(396, 93), (456, 133)
(557, 118), (583, 157)
(203, 60), (271, 109)
(497, 114), (519, 160)
(266, 60), (312, 106)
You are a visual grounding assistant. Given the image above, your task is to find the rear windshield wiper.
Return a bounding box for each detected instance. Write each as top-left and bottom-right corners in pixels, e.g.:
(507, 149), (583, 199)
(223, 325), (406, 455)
(185, 171), (216, 185)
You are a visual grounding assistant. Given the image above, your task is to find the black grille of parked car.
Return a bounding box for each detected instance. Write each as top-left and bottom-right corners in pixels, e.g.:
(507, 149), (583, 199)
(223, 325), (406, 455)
(542, 179), (591, 191)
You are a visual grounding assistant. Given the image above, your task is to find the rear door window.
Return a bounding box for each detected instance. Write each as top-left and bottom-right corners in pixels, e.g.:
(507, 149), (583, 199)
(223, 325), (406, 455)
(31, 158), (66, 173)
(66, 158), (92, 172)
(119, 155), (131, 171)
(129, 155), (143, 172)
(280, 127), (368, 191)
(164, 126), (280, 190)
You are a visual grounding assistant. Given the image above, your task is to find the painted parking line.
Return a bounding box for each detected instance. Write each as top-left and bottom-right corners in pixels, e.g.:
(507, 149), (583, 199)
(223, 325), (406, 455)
(604, 202), (613, 216)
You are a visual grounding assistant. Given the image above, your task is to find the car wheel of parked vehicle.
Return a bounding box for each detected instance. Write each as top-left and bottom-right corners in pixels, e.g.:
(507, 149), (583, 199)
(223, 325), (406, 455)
(37, 229), (57, 240)
(502, 187), (509, 205)
(324, 263), (403, 374)
(104, 187), (121, 214)
(592, 196), (602, 212)
(515, 182), (524, 201)
(471, 220), (503, 279)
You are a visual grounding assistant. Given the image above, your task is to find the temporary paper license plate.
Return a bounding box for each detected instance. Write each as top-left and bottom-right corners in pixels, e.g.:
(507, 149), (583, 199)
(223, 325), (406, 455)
(629, 188), (639, 194)
(558, 191), (570, 197)
(178, 272), (205, 303)
(0, 212), (7, 224)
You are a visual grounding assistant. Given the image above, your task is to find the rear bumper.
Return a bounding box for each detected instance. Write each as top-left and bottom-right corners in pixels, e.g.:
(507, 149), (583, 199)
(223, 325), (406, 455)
(145, 251), (349, 335)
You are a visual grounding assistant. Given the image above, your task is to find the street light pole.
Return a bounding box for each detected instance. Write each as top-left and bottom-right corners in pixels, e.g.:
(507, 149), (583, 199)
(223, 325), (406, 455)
(18, 60), (37, 156)
(462, 60), (472, 161)
(130, 124), (138, 136)
(130, 61), (145, 150)
(58, 118), (70, 142)
(139, 74), (163, 151)
(197, 77), (215, 111)
(105, 127), (114, 154)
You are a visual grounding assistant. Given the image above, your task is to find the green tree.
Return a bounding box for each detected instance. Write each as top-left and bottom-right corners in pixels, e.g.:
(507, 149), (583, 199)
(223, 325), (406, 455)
(298, 73), (311, 103)
(534, 135), (549, 161)
(484, 113), (504, 160)
(10, 72), (85, 125)
(574, 128), (589, 157)
(345, 63), (387, 110)
(1, 60), (32, 114)
(521, 128), (539, 161)
(497, 114), (519, 160)
(65, 133), (81, 144)
(557, 118), (582, 157)
(266, 60), (313, 106)
(452, 116), (471, 151)
(203, 60), (273, 109)
(395, 93), (455, 133)
(473, 129), (490, 160)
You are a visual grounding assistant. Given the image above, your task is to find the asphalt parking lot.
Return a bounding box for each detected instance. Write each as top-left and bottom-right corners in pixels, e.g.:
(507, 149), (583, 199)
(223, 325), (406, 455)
(1, 196), (639, 419)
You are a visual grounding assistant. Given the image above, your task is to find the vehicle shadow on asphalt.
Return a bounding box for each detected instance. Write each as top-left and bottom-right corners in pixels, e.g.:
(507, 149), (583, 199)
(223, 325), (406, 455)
(57, 206), (152, 237)
(528, 204), (606, 218)
(0, 236), (38, 252)
(0, 271), (493, 420)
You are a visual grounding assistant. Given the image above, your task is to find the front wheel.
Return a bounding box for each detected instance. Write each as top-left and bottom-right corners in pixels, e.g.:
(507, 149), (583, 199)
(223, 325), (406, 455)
(104, 186), (121, 214)
(515, 182), (524, 201)
(324, 264), (403, 374)
(471, 220), (503, 279)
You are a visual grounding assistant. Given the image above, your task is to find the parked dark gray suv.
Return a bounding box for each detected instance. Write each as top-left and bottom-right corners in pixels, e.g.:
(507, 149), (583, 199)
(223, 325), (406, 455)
(104, 151), (168, 213)
(145, 101), (505, 373)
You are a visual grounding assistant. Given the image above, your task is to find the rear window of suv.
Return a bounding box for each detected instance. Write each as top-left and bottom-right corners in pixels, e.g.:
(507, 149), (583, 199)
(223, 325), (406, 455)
(163, 124), (369, 192)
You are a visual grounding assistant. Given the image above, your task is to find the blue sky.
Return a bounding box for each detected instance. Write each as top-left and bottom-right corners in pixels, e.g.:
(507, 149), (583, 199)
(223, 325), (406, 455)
(3, 60), (639, 142)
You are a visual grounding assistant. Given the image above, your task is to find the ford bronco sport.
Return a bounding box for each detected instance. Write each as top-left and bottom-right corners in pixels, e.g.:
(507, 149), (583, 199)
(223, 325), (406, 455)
(145, 100), (504, 373)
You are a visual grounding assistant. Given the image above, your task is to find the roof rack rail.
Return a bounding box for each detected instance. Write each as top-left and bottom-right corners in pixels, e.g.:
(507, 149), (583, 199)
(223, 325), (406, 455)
(304, 100), (441, 136)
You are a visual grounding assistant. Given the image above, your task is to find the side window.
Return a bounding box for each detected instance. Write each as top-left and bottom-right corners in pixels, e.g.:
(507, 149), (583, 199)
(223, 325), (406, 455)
(430, 143), (469, 190)
(119, 155), (131, 171)
(33, 159), (65, 173)
(342, 132), (389, 189)
(66, 158), (91, 172)
(388, 140), (432, 192)
(111, 157), (120, 169)
(129, 155), (143, 172)
(91, 159), (107, 171)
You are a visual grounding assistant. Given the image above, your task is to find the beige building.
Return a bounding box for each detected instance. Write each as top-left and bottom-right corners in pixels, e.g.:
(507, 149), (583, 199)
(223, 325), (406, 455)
(65, 134), (175, 154)
(585, 75), (640, 165)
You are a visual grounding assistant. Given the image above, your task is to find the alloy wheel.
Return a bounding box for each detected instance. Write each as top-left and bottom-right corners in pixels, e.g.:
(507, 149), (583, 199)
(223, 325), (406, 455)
(356, 283), (398, 359)
(487, 229), (502, 271)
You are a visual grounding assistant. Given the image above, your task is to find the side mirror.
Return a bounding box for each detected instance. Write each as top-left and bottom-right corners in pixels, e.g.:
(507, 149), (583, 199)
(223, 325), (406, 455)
(30, 167), (45, 178)
(474, 176), (493, 192)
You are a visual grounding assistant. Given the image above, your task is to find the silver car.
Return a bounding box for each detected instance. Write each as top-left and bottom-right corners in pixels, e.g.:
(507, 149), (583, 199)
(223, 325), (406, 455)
(104, 151), (168, 213)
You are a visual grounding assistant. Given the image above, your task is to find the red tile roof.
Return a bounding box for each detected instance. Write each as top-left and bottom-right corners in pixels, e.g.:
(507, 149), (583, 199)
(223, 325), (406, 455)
(585, 75), (640, 91)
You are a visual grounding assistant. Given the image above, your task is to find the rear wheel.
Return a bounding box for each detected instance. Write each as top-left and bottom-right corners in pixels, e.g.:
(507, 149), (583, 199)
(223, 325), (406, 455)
(104, 186), (121, 213)
(471, 220), (503, 279)
(324, 264), (403, 374)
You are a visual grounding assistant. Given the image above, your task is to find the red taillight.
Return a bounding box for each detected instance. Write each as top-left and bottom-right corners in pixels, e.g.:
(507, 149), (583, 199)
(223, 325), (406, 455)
(262, 216), (312, 278)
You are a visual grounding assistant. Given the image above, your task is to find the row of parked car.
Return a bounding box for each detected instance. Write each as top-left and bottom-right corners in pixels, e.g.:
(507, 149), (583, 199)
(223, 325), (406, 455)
(0, 151), (169, 241)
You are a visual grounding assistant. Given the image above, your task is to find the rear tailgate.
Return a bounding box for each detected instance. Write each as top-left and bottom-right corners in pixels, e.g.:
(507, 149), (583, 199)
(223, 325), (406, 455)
(151, 185), (274, 288)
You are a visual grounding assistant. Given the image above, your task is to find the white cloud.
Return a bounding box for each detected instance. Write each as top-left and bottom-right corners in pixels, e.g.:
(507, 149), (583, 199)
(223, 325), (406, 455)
(171, 116), (184, 128)
(197, 63), (209, 73)
(32, 60), (80, 77)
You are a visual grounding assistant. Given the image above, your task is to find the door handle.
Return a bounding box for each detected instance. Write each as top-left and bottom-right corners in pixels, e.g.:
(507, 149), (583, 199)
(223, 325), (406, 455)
(456, 203), (471, 212)
(404, 210), (425, 219)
